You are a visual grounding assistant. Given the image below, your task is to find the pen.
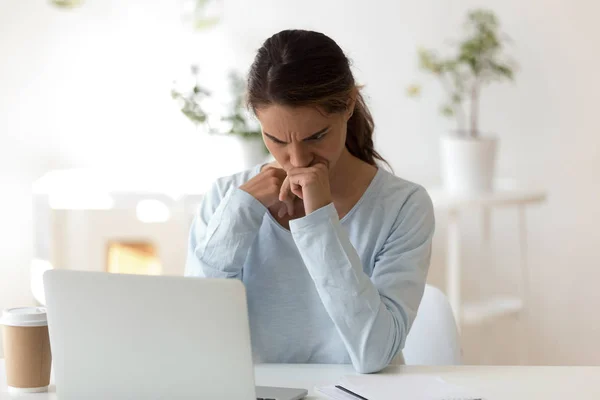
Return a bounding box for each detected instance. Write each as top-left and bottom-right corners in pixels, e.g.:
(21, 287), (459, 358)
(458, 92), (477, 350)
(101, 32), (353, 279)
(335, 384), (369, 400)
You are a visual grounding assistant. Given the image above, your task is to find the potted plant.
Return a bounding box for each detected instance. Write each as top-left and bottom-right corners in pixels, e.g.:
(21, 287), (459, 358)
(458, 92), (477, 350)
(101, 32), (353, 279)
(220, 71), (270, 167)
(171, 66), (269, 169)
(408, 9), (516, 194)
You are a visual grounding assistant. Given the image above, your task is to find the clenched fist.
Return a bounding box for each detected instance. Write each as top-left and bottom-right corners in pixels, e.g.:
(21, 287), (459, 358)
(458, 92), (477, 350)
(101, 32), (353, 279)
(240, 166), (295, 215)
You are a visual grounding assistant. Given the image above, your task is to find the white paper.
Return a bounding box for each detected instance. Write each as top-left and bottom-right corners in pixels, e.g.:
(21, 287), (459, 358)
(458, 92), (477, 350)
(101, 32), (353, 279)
(315, 385), (365, 400)
(316, 374), (480, 400)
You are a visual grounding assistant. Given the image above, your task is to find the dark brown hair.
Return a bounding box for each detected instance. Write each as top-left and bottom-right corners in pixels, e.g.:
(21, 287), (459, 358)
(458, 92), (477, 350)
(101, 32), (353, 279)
(247, 29), (388, 167)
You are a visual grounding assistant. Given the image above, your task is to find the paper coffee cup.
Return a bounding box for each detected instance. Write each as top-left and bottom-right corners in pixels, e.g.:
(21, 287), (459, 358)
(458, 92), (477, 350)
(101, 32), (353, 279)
(0, 307), (52, 394)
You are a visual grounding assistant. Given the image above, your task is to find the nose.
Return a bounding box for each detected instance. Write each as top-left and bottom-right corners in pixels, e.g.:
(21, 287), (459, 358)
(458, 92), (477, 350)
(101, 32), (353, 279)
(289, 142), (312, 168)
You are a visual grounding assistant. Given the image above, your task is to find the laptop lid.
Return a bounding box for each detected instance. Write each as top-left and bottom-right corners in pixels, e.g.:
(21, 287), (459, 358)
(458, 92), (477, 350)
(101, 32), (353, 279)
(43, 270), (256, 400)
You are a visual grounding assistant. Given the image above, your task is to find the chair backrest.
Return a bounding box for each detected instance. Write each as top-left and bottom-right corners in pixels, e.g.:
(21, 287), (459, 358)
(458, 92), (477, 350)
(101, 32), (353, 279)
(402, 284), (462, 365)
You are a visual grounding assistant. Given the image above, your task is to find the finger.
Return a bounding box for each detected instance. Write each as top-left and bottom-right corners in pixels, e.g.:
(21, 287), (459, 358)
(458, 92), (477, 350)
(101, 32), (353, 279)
(286, 167), (326, 185)
(264, 166), (287, 181)
(313, 162), (329, 173)
(287, 160), (328, 174)
(277, 202), (287, 218)
(290, 181), (303, 199)
(279, 176), (295, 216)
(285, 174), (304, 199)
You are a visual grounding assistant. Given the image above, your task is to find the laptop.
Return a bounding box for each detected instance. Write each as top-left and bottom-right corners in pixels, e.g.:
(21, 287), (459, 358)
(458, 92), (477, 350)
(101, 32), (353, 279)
(43, 270), (308, 400)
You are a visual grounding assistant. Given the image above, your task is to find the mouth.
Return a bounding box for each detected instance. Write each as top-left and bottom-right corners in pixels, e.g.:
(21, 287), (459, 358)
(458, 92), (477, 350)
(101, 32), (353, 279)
(283, 159), (329, 171)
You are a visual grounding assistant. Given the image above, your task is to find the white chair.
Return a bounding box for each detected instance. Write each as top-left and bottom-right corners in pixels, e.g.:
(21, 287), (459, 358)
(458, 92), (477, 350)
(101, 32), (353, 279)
(402, 284), (462, 365)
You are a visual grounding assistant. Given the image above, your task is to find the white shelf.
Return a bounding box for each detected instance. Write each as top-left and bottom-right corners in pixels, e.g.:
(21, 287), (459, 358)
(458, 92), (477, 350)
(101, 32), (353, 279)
(461, 296), (524, 325)
(426, 179), (547, 210)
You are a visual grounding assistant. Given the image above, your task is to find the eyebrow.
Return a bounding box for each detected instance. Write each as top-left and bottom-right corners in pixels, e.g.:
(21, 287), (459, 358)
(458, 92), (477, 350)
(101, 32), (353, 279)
(263, 126), (330, 144)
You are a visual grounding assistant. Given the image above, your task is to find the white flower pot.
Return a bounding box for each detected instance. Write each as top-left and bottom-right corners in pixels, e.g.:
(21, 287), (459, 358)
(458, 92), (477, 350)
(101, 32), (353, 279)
(440, 134), (498, 194)
(206, 134), (269, 172)
(237, 137), (270, 169)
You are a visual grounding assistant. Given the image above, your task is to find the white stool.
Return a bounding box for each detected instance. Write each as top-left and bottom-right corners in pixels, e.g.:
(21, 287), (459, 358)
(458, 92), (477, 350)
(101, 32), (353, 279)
(427, 180), (547, 364)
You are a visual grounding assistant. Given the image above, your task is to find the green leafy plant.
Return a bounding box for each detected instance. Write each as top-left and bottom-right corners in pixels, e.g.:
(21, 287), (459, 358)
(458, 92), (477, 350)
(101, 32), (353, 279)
(171, 65), (211, 126)
(221, 72), (268, 154)
(407, 9), (516, 138)
(171, 67), (267, 152)
(221, 72), (263, 140)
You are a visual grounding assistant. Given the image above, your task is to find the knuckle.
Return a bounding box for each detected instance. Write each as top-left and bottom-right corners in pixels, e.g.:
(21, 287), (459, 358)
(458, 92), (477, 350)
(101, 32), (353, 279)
(269, 177), (280, 187)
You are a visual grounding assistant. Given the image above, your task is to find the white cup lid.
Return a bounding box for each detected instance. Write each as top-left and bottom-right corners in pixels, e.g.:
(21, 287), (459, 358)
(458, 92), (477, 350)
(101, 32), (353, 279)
(0, 307), (48, 327)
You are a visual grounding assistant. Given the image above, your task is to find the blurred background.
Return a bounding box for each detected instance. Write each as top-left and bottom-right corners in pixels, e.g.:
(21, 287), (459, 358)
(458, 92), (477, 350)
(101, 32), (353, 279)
(1, 0), (599, 365)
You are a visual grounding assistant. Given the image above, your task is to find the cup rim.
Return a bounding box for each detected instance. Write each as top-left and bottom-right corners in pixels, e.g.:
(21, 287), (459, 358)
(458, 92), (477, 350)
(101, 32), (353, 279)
(0, 307), (48, 327)
(8, 386), (50, 394)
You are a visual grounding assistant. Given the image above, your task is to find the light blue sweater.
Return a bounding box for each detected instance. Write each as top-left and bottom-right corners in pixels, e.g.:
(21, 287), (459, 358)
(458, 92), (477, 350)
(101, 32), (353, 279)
(185, 164), (435, 373)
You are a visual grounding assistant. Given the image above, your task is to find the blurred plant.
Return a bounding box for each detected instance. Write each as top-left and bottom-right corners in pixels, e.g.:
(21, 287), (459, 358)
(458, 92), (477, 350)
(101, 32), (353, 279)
(221, 72), (263, 140)
(171, 65), (211, 126)
(171, 67), (267, 152)
(180, 0), (223, 31)
(407, 9), (517, 138)
(50, 0), (83, 9)
(220, 72), (268, 153)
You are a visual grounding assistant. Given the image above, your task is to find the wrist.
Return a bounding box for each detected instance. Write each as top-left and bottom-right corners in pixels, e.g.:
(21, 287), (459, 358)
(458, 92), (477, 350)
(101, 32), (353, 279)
(305, 198), (332, 215)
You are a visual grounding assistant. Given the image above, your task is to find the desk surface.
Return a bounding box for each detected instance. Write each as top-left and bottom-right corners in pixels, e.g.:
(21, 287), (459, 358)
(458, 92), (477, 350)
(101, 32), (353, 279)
(2, 360), (600, 399)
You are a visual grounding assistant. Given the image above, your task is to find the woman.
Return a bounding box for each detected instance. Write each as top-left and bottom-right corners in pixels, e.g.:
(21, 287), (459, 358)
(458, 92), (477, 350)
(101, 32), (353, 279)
(186, 29), (435, 374)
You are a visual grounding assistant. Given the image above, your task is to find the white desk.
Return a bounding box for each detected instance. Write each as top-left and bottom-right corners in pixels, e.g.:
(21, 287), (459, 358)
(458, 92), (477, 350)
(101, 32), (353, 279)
(2, 360), (599, 400)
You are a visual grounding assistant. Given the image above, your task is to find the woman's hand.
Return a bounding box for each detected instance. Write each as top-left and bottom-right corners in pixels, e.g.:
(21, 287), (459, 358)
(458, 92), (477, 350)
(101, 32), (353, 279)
(280, 163), (332, 216)
(240, 167), (295, 213)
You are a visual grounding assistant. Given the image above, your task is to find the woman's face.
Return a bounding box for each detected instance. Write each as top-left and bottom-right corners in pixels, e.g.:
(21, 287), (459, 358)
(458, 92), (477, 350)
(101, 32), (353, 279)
(256, 104), (352, 172)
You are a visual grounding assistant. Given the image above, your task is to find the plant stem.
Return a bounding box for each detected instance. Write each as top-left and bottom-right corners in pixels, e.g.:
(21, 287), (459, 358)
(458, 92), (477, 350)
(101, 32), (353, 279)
(470, 80), (479, 138)
(440, 73), (466, 133)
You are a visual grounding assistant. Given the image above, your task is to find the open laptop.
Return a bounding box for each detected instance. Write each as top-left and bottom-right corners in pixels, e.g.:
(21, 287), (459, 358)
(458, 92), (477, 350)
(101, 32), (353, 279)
(43, 270), (308, 400)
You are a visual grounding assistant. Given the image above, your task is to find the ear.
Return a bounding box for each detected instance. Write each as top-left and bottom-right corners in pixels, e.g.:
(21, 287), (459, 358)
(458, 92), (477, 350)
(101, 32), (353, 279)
(345, 87), (358, 121)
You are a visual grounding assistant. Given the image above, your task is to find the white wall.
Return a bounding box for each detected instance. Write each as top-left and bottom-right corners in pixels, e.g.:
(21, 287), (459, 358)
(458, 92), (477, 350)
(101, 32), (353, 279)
(1, 0), (599, 364)
(0, 113), (57, 355)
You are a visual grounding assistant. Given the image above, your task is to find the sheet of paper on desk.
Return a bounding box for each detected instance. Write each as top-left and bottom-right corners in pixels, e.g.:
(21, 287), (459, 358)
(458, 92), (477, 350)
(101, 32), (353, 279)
(316, 385), (365, 400)
(316, 374), (480, 400)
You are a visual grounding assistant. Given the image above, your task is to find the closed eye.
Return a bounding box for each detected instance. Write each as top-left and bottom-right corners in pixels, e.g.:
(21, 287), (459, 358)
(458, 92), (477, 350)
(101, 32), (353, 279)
(263, 126), (330, 144)
(264, 133), (286, 145)
(304, 131), (328, 142)
(303, 127), (330, 142)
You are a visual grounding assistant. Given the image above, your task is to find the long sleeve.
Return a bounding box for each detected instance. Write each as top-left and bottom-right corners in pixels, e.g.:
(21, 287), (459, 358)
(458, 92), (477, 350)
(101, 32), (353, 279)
(185, 183), (267, 279)
(289, 186), (435, 373)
